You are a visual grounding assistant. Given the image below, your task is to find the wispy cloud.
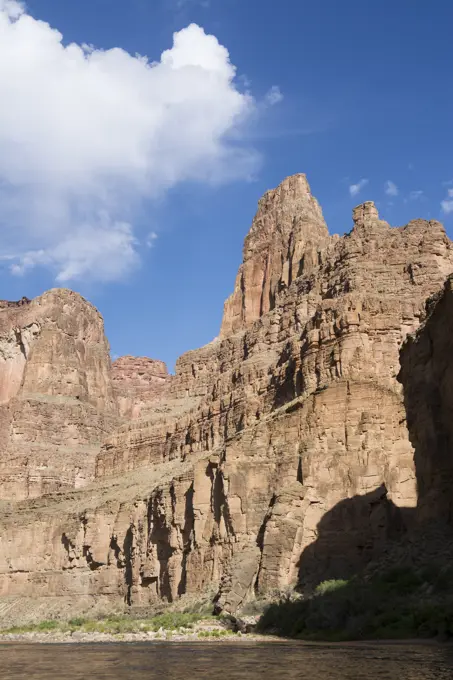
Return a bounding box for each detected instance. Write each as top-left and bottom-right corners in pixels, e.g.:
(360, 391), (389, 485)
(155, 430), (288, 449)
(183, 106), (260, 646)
(264, 85), (283, 106)
(441, 188), (453, 215)
(409, 190), (424, 201)
(384, 180), (398, 197)
(349, 179), (369, 197)
(146, 232), (158, 248)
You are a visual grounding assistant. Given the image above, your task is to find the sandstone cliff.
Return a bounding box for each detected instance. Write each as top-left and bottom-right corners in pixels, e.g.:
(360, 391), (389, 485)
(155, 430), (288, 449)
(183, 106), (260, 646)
(112, 356), (171, 420)
(0, 289), (118, 501)
(1, 174), (453, 626)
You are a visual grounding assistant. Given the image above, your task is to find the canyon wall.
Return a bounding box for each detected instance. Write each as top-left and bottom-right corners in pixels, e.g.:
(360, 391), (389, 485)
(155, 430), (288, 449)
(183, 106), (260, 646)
(112, 356), (171, 420)
(399, 275), (453, 525)
(1, 174), (453, 625)
(0, 289), (118, 501)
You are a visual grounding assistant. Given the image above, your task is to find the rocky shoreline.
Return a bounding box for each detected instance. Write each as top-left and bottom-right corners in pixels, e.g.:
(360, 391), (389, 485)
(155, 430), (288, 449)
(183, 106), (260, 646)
(0, 613), (267, 645)
(0, 630), (271, 645)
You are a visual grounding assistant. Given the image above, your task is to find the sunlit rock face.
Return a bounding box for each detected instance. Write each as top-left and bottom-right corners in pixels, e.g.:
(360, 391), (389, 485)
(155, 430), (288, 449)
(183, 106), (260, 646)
(1, 173), (453, 626)
(0, 289), (118, 501)
(112, 356), (171, 420)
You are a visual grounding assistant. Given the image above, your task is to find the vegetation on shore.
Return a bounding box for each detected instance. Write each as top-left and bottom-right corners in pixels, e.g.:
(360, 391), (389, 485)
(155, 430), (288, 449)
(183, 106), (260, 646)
(1, 611), (238, 638)
(5, 563), (453, 642)
(257, 565), (453, 641)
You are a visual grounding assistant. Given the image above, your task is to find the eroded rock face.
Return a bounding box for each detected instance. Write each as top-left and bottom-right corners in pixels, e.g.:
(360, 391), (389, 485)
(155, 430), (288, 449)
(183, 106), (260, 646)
(0, 289), (118, 500)
(221, 174), (329, 337)
(112, 356), (171, 420)
(1, 173), (453, 625)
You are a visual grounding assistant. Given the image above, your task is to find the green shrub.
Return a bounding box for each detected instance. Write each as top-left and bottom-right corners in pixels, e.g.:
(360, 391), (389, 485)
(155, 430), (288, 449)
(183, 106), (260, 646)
(315, 580), (349, 596)
(35, 620), (59, 632)
(198, 628), (232, 638)
(257, 564), (453, 641)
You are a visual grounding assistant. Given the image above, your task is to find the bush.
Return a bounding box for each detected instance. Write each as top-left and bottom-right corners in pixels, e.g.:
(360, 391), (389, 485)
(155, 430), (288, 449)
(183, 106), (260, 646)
(315, 580), (349, 596)
(257, 565), (453, 641)
(35, 620), (60, 631)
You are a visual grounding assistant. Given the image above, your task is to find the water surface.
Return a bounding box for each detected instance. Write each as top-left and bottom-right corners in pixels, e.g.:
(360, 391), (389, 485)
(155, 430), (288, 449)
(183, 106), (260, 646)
(1, 641), (452, 679)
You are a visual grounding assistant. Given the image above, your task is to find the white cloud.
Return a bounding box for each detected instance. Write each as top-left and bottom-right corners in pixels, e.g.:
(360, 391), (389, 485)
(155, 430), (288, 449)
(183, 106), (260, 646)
(11, 218), (138, 282)
(441, 188), (453, 215)
(409, 190), (424, 200)
(265, 86), (283, 106)
(0, 2), (259, 282)
(384, 180), (398, 197)
(349, 179), (369, 197)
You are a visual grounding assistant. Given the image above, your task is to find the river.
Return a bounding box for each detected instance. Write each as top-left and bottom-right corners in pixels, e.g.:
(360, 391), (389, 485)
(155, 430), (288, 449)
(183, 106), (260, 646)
(1, 641), (452, 679)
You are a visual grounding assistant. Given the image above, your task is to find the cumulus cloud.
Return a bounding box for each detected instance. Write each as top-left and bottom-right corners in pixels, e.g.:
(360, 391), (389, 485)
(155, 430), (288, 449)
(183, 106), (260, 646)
(0, 1), (258, 282)
(384, 180), (398, 197)
(441, 188), (453, 215)
(349, 179), (369, 197)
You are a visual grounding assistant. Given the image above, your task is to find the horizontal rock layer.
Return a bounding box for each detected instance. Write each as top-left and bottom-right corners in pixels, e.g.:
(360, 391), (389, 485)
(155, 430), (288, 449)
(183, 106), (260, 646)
(112, 356), (171, 420)
(1, 173), (453, 624)
(0, 289), (118, 501)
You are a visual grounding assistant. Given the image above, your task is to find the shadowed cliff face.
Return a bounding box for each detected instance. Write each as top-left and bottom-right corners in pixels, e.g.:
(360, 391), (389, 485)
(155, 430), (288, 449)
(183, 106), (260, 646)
(399, 276), (453, 525)
(1, 173), (453, 625)
(295, 484), (413, 591)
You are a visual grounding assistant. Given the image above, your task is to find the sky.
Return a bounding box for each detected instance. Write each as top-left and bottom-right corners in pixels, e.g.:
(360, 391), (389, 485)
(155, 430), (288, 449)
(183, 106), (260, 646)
(0, 0), (452, 370)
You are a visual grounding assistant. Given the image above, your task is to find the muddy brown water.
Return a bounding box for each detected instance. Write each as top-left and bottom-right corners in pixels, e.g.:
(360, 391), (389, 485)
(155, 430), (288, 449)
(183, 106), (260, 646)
(1, 641), (452, 679)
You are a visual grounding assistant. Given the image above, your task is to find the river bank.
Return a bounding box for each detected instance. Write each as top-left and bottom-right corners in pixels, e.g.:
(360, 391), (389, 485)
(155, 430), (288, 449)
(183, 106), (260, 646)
(0, 611), (267, 644)
(0, 629), (271, 644)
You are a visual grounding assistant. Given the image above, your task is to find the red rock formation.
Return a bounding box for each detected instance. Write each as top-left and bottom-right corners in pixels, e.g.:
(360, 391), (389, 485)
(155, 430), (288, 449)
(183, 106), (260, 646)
(0, 289), (118, 500)
(1, 174), (453, 626)
(221, 174), (329, 336)
(112, 356), (170, 420)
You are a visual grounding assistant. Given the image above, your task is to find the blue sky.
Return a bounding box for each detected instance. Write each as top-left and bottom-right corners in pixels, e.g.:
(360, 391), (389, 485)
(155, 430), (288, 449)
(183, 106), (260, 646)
(0, 0), (452, 369)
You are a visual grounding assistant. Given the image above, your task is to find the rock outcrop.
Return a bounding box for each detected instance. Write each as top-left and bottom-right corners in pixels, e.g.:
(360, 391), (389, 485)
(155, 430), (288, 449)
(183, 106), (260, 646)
(0, 289), (118, 501)
(220, 173), (330, 337)
(1, 173), (453, 626)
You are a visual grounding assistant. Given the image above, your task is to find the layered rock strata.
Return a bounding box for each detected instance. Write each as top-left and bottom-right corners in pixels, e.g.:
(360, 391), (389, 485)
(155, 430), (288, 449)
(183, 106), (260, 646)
(1, 173), (453, 626)
(0, 289), (118, 501)
(112, 356), (170, 420)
